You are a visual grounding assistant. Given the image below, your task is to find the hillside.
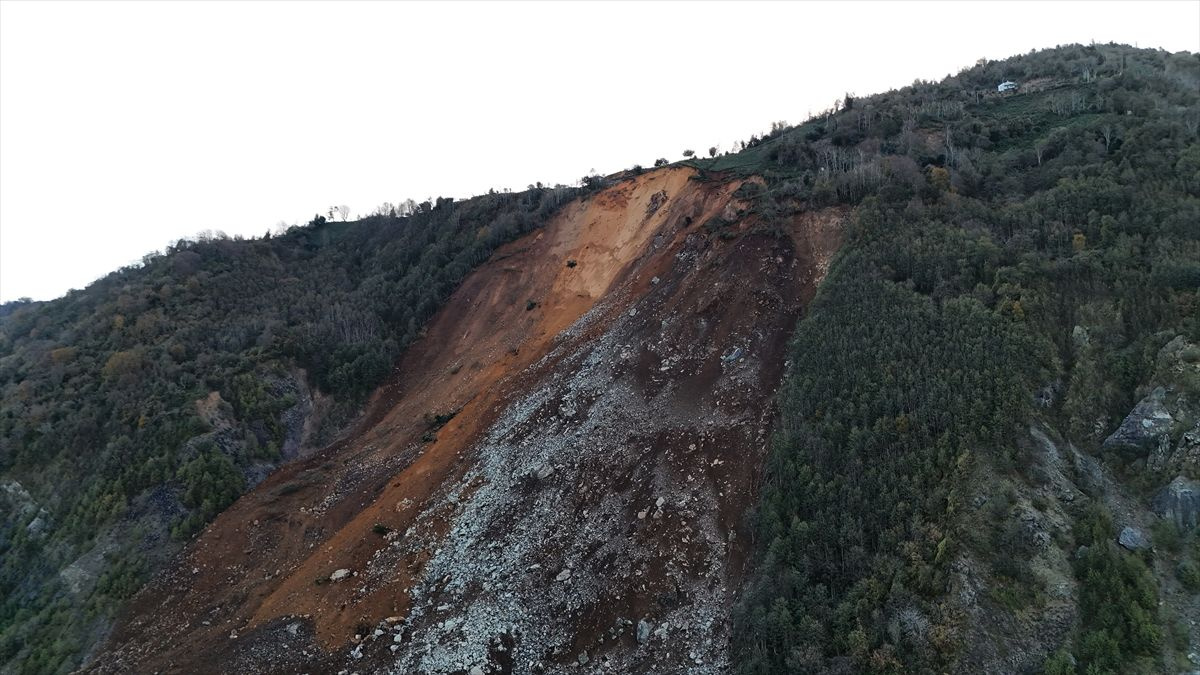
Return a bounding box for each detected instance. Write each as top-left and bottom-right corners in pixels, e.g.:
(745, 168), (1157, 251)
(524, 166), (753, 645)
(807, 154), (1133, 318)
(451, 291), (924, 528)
(2, 43), (1199, 674)
(0, 186), (585, 671)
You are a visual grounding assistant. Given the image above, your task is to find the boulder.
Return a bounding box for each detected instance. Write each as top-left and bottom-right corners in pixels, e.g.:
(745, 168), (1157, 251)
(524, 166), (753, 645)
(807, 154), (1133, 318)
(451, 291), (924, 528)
(1117, 526), (1151, 551)
(1151, 476), (1200, 530)
(1102, 387), (1175, 454)
(330, 568), (351, 582)
(636, 619), (651, 645)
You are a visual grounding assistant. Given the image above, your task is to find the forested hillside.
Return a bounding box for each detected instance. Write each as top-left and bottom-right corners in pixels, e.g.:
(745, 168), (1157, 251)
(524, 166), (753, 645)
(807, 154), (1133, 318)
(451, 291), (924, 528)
(725, 44), (1199, 674)
(1, 42), (1197, 675)
(0, 184), (583, 672)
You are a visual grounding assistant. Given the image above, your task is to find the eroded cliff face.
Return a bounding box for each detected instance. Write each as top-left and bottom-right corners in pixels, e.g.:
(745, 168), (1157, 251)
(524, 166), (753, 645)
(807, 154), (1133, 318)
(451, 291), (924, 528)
(92, 167), (842, 674)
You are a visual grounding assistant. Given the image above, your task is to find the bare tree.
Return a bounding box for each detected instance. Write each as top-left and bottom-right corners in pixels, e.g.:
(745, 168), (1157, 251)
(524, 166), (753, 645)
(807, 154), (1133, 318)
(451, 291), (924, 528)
(944, 129), (959, 168)
(1101, 124), (1116, 152)
(336, 205), (350, 221)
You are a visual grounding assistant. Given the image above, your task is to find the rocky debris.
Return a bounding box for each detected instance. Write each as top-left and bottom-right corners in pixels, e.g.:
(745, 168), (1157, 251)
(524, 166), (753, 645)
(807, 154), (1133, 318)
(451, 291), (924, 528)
(329, 568), (351, 582)
(25, 508), (51, 538)
(382, 220), (808, 674)
(1151, 419), (1200, 477)
(532, 463), (554, 481)
(1028, 427), (1083, 504)
(0, 479), (40, 522)
(1151, 476), (1200, 530)
(60, 539), (120, 596)
(276, 369), (318, 460)
(1017, 510), (1050, 550)
(646, 189), (668, 216)
(1102, 387), (1175, 455)
(1177, 420), (1200, 465)
(1118, 526), (1151, 551)
(1070, 447), (1110, 498)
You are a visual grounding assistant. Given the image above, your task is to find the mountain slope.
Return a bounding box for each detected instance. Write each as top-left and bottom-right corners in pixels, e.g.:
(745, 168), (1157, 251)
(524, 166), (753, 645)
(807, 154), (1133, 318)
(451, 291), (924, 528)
(727, 44), (1199, 675)
(89, 167), (842, 673)
(0, 186), (584, 673)
(2, 43), (1198, 675)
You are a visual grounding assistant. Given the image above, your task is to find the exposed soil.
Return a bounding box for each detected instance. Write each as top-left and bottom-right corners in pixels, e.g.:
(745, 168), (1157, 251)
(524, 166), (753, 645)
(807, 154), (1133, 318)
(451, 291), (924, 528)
(89, 167), (842, 674)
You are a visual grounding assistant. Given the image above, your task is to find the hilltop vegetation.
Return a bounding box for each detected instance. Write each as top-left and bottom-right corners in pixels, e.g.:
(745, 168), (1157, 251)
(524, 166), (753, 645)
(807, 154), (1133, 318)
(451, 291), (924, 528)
(729, 43), (1199, 674)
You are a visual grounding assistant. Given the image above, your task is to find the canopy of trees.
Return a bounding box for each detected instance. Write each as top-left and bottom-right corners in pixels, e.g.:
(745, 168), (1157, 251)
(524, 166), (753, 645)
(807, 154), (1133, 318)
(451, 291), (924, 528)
(731, 43), (1198, 674)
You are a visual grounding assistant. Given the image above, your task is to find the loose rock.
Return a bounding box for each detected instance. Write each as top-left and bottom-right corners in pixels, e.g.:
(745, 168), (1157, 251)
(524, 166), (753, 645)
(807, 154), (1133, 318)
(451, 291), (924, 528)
(1118, 526), (1151, 551)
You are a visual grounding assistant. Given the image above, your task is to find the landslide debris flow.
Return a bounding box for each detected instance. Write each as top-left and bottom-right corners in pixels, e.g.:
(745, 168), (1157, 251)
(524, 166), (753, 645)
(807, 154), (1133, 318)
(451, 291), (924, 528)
(91, 167), (842, 674)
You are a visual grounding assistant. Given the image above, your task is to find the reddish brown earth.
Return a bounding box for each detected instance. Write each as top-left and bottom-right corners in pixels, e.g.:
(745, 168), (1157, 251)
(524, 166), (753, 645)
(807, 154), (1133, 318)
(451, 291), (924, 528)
(89, 167), (842, 674)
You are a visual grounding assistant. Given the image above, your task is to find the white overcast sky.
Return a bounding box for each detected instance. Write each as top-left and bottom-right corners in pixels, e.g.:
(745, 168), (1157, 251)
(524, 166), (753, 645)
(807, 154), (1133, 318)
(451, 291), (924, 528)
(1, 1), (1197, 302)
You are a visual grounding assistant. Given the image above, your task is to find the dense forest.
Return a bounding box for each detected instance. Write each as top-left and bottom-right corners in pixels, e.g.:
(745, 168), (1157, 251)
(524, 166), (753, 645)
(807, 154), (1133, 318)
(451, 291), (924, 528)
(725, 44), (1199, 674)
(0, 184), (585, 672)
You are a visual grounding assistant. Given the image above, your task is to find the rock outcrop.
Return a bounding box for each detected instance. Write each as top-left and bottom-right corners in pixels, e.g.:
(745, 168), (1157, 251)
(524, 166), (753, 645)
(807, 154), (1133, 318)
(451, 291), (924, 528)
(1151, 419), (1200, 478)
(1151, 476), (1200, 531)
(1102, 387), (1175, 455)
